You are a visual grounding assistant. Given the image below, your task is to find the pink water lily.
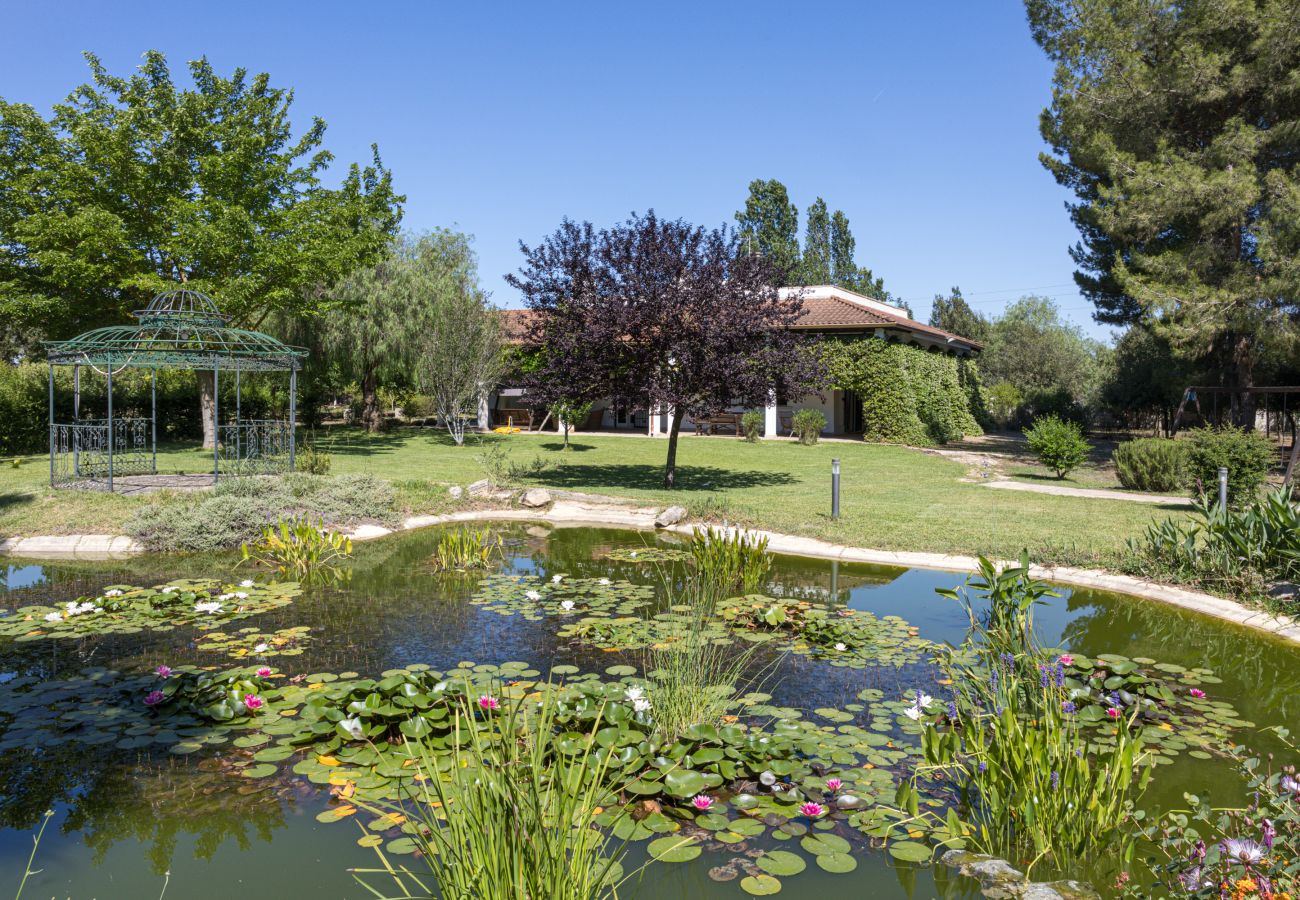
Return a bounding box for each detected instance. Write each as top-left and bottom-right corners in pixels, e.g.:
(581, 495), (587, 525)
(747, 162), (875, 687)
(478, 695), (500, 711)
(799, 802), (825, 817)
(154, 665), (172, 678)
(243, 695), (264, 712)
(1106, 707), (1121, 719)
(690, 794), (714, 811)
(1058, 654), (1074, 666)
(256, 667), (273, 677)
(143, 690), (165, 707)
(1189, 688), (1206, 699)
(826, 778), (843, 792)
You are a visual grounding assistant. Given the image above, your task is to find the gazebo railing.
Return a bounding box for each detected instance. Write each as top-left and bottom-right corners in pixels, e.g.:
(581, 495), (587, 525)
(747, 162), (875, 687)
(51, 417), (152, 488)
(218, 420), (294, 476)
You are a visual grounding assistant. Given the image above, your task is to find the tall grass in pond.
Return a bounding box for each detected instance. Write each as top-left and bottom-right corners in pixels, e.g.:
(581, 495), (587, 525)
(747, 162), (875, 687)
(239, 516), (352, 583)
(902, 557), (1152, 875)
(428, 526), (501, 573)
(352, 687), (656, 900)
(688, 526), (772, 595)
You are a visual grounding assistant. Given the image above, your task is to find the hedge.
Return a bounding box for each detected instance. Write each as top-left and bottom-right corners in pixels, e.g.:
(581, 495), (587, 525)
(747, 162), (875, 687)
(0, 362), (284, 457)
(820, 339), (985, 446)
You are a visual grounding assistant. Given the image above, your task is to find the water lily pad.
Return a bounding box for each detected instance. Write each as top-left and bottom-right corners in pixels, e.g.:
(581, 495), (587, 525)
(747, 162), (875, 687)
(740, 874), (783, 895)
(757, 850), (806, 876)
(648, 835), (701, 863)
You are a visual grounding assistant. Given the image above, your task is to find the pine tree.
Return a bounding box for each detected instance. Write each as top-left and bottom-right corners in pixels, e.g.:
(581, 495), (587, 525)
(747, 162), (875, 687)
(1027, 0), (1300, 424)
(929, 287), (989, 343)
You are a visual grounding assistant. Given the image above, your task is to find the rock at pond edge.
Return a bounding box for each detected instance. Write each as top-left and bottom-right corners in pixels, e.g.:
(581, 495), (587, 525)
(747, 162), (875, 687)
(655, 505), (688, 528)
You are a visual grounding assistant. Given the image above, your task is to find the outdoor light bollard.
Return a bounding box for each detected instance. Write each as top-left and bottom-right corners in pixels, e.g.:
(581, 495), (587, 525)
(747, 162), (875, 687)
(1219, 466), (1228, 512)
(831, 458), (841, 521)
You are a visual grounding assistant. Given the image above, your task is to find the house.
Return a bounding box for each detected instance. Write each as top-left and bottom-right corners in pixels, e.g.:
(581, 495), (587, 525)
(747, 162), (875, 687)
(490, 285), (982, 438)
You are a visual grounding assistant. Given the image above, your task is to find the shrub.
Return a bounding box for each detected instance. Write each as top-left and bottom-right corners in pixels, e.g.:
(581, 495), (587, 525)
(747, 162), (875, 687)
(125, 474), (395, 551)
(1112, 437), (1186, 492)
(791, 408), (826, 445)
(295, 442), (332, 475)
(1024, 414), (1089, 478)
(985, 381), (1022, 429)
(1182, 426), (1276, 506)
(740, 410), (764, 442)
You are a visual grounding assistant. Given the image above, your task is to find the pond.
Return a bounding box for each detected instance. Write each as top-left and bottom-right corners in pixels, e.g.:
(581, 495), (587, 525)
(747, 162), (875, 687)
(1, 525), (1298, 899)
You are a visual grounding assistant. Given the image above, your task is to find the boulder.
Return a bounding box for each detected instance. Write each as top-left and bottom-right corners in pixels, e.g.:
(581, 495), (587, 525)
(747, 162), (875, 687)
(520, 488), (552, 508)
(448, 485), (464, 500)
(654, 505), (688, 528)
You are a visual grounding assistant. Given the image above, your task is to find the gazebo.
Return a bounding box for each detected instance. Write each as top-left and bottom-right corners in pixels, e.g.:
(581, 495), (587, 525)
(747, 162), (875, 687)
(43, 289), (307, 492)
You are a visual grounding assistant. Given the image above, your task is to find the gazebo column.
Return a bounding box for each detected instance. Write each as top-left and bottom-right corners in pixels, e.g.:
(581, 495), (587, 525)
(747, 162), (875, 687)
(235, 368), (241, 467)
(289, 367), (297, 472)
(106, 357), (114, 493)
(47, 362), (54, 487)
(477, 388), (490, 432)
(150, 369), (157, 475)
(764, 389), (779, 439)
(213, 363), (220, 486)
(73, 364), (81, 475)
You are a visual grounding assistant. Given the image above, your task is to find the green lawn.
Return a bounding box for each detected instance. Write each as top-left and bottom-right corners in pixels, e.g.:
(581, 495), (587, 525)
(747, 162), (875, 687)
(1, 427), (1190, 566)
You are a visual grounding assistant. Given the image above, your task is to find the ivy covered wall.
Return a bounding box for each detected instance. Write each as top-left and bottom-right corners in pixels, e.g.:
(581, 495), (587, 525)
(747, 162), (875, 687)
(820, 338), (986, 446)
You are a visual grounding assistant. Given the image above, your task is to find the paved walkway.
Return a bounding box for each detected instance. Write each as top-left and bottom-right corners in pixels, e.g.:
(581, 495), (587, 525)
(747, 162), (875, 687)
(979, 479), (1192, 506)
(4, 496), (1295, 646)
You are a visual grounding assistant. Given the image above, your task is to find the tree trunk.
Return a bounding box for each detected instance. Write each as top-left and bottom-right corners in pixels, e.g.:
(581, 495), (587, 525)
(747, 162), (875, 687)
(663, 407), (685, 489)
(1229, 333), (1256, 429)
(198, 369), (217, 450)
(360, 368), (383, 432)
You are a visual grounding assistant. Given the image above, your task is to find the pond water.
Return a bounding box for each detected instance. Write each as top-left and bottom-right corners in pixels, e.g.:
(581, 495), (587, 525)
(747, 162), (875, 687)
(1, 525), (1298, 899)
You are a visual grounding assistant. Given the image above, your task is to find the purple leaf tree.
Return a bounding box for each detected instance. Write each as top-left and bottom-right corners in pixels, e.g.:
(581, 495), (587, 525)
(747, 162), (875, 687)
(507, 211), (826, 488)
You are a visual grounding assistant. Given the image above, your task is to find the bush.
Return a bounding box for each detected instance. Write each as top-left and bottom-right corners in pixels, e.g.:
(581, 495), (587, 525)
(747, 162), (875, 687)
(985, 382), (1022, 429)
(1024, 414), (1089, 478)
(125, 473), (396, 551)
(1182, 426), (1276, 506)
(740, 410), (764, 442)
(791, 409), (826, 445)
(295, 443), (332, 475)
(1112, 438), (1186, 492)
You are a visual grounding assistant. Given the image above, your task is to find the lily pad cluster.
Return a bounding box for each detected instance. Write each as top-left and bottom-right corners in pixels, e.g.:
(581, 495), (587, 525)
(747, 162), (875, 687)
(0, 579), (301, 641)
(469, 574), (656, 622)
(718, 596), (931, 668)
(601, 547), (691, 564)
(195, 626), (314, 660)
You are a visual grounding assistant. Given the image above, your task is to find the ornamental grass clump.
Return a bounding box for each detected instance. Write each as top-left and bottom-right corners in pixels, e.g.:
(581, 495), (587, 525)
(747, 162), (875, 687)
(240, 516), (352, 582)
(352, 687), (654, 900)
(429, 527), (501, 572)
(689, 526), (773, 595)
(903, 557), (1153, 875)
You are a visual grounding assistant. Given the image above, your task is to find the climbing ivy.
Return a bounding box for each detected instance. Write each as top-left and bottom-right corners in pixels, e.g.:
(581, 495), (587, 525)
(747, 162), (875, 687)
(820, 339), (984, 446)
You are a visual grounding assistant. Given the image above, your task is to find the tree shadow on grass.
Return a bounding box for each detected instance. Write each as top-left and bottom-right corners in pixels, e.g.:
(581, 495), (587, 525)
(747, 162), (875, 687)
(538, 442), (597, 453)
(0, 491), (34, 516)
(535, 464), (797, 492)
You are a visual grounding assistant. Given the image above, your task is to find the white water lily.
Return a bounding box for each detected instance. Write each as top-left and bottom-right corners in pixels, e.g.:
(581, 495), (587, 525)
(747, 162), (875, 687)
(559, 600), (575, 611)
(903, 705), (924, 721)
(65, 601), (97, 616)
(239, 580), (255, 588)
(632, 698), (652, 713)
(525, 590), (542, 602)
(340, 716), (364, 740)
(598, 578), (611, 586)
(194, 601), (224, 615)
(217, 593), (234, 602)
(833, 642), (847, 652)
(759, 771), (777, 786)
(160, 586), (177, 594)
(551, 574), (564, 583)
(254, 643), (269, 653)
(103, 589), (123, 598)
(624, 686), (645, 701)
(43, 612), (63, 622)
(628, 551), (638, 558)
(232, 591), (249, 600)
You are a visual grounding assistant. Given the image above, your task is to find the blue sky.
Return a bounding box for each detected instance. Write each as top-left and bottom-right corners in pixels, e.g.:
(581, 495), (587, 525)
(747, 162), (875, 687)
(0, 1), (1113, 340)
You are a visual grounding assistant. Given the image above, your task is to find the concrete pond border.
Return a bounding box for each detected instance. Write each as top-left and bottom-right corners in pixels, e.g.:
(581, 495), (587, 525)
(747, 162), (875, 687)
(4, 494), (1299, 647)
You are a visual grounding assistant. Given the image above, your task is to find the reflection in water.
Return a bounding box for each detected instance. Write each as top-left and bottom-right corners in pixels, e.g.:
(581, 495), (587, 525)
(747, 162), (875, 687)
(0, 524), (1297, 899)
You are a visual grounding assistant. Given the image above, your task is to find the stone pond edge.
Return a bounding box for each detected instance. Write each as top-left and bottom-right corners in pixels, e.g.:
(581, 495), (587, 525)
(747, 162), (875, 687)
(4, 496), (1299, 647)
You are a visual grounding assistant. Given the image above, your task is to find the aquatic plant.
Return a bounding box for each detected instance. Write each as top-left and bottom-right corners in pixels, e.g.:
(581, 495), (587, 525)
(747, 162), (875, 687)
(689, 526), (773, 595)
(353, 688), (660, 900)
(429, 527), (502, 573)
(240, 516), (353, 581)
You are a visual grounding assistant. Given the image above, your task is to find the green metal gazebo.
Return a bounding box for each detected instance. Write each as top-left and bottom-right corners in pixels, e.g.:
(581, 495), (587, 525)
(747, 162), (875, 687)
(43, 289), (307, 492)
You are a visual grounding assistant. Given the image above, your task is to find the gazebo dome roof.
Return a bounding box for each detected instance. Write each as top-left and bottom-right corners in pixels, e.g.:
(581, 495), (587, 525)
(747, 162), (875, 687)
(44, 289), (306, 372)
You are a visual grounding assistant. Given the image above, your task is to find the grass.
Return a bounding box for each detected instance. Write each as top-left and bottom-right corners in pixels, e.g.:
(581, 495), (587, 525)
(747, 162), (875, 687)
(0, 427), (1191, 565)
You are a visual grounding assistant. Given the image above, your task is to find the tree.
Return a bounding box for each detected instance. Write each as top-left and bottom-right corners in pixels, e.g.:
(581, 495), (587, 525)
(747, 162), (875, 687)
(1099, 325), (1194, 433)
(929, 287), (989, 343)
(1027, 0), (1300, 425)
(734, 179), (801, 283)
(980, 296), (1107, 410)
(828, 209), (889, 299)
(508, 211), (826, 488)
(321, 231), (481, 433)
(801, 198), (831, 285)
(0, 51), (403, 445)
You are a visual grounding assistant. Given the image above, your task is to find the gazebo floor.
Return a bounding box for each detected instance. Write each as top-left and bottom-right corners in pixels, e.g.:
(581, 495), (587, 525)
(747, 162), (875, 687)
(63, 473), (218, 495)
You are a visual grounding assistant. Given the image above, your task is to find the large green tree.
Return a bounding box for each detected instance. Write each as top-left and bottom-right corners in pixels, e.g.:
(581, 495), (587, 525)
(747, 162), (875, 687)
(980, 296), (1108, 408)
(929, 287), (990, 343)
(0, 51), (403, 444)
(801, 197), (831, 284)
(734, 179), (801, 282)
(1027, 0), (1300, 424)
